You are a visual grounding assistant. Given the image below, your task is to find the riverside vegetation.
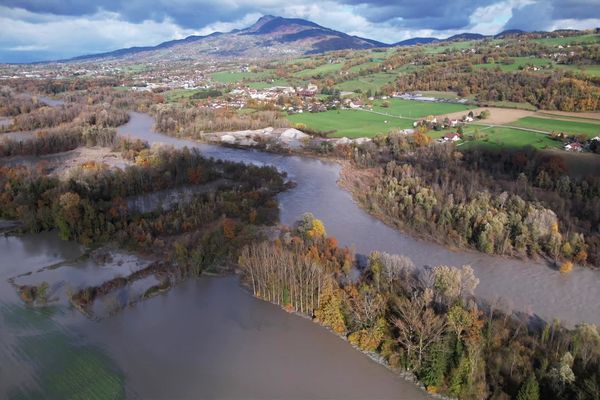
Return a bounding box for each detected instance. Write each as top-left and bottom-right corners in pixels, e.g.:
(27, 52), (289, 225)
(0, 144), (288, 311)
(345, 130), (599, 268)
(240, 213), (600, 399)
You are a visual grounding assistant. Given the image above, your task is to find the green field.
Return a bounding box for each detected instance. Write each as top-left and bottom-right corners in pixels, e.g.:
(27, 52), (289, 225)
(532, 34), (600, 46)
(424, 40), (481, 54)
(164, 88), (203, 102)
(371, 99), (473, 118)
(512, 116), (600, 138)
(477, 100), (538, 111)
(475, 56), (600, 77)
(347, 61), (381, 73)
(475, 56), (553, 72)
(460, 126), (561, 150)
(122, 63), (148, 73)
(295, 63), (344, 78)
(287, 109), (414, 138)
(334, 72), (398, 92)
(557, 63), (600, 78)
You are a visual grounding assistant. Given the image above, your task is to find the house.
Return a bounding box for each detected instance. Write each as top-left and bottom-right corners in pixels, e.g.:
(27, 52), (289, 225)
(298, 84), (318, 97)
(564, 142), (583, 152)
(443, 132), (462, 142)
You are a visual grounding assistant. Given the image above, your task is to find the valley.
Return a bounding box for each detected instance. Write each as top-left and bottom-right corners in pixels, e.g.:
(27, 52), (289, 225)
(1, 11), (600, 400)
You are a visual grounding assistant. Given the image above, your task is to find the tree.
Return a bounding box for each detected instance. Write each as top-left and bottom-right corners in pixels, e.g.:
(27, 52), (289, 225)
(223, 217), (236, 240)
(315, 277), (346, 334)
(517, 374), (540, 400)
(296, 212), (326, 239)
(393, 292), (447, 369)
(559, 260), (573, 274)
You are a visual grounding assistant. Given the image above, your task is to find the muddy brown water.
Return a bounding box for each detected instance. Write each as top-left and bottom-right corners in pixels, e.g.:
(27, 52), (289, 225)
(0, 232), (430, 399)
(2, 110), (599, 398)
(118, 112), (600, 327)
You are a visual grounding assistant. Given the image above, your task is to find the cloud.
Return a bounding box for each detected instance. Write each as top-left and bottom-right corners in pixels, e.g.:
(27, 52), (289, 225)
(505, 0), (600, 31)
(0, 0), (598, 62)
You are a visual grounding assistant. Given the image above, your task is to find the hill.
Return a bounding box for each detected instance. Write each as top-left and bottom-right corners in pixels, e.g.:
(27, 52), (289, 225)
(69, 15), (390, 62)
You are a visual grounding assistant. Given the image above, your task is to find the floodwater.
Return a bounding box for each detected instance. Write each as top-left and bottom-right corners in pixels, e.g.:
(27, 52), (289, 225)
(117, 112), (600, 327)
(2, 109), (599, 398)
(0, 232), (430, 399)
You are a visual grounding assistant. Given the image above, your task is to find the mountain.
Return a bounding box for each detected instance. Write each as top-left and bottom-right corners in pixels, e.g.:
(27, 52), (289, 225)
(394, 37), (439, 46)
(445, 32), (487, 41)
(494, 29), (525, 38)
(70, 15), (389, 62)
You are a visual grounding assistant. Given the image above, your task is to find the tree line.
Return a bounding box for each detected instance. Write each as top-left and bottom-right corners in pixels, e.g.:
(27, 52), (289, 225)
(239, 214), (600, 399)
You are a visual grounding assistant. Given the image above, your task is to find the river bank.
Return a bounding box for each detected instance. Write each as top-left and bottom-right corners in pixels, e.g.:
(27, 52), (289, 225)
(115, 112), (600, 327)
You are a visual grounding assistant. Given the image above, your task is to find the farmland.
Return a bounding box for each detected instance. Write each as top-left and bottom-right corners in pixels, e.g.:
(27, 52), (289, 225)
(475, 56), (600, 77)
(371, 98), (473, 118)
(531, 33), (600, 46)
(460, 126), (561, 150)
(287, 109), (413, 138)
(211, 70), (272, 83)
(511, 116), (600, 138)
(334, 72), (397, 93)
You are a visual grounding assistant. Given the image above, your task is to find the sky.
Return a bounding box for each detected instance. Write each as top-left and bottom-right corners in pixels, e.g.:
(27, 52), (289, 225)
(1, 0), (599, 63)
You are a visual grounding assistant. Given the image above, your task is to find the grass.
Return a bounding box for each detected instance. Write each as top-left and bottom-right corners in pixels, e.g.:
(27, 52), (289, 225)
(424, 40), (480, 54)
(164, 88), (203, 102)
(532, 34), (600, 46)
(475, 56), (600, 77)
(557, 64), (600, 78)
(334, 72), (398, 93)
(287, 109), (414, 138)
(477, 100), (538, 111)
(371, 99), (473, 118)
(511, 116), (600, 138)
(121, 63), (148, 73)
(460, 126), (561, 150)
(475, 56), (553, 72)
(347, 61), (381, 73)
(294, 63), (344, 78)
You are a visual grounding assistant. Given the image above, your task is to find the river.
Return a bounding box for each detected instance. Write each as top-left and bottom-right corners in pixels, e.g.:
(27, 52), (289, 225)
(117, 112), (600, 327)
(0, 232), (429, 399)
(1, 110), (598, 398)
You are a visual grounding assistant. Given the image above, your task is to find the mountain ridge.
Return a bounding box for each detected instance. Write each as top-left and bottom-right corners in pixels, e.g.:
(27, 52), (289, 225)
(52, 16), (562, 63)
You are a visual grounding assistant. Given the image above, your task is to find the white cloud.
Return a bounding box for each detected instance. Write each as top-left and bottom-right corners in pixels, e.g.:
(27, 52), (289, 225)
(0, 6), (204, 61)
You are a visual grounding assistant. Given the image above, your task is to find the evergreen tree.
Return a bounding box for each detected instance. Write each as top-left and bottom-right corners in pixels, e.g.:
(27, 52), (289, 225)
(517, 374), (540, 400)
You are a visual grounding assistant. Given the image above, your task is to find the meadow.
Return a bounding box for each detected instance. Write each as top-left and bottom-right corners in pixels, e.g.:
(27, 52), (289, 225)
(475, 56), (600, 77)
(460, 126), (561, 150)
(287, 109), (413, 138)
(532, 33), (600, 46)
(334, 72), (397, 93)
(512, 116), (600, 138)
(371, 98), (473, 118)
(294, 62), (344, 78)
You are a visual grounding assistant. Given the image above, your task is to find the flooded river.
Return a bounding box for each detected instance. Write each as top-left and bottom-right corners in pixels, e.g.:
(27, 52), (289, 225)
(0, 232), (429, 399)
(2, 110), (598, 398)
(118, 112), (600, 327)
